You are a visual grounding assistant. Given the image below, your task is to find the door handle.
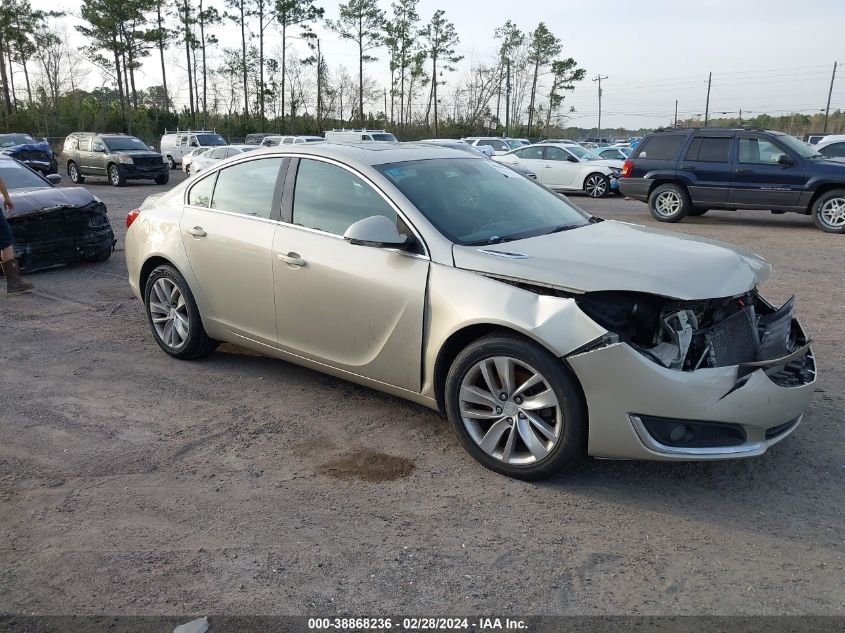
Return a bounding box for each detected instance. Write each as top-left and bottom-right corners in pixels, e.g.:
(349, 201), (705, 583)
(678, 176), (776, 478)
(278, 252), (307, 268)
(185, 226), (207, 238)
(735, 168), (752, 174)
(544, 164), (553, 168)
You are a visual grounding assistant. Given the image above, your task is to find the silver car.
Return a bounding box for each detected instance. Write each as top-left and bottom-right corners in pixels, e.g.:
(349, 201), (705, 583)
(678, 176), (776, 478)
(125, 143), (816, 479)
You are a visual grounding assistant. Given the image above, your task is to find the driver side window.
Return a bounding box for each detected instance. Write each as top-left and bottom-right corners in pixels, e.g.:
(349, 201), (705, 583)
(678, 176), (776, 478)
(738, 137), (786, 164)
(544, 147), (571, 161)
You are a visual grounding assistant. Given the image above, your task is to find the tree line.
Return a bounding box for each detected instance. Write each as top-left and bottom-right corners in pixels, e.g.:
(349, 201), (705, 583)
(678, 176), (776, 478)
(0, 0), (590, 141)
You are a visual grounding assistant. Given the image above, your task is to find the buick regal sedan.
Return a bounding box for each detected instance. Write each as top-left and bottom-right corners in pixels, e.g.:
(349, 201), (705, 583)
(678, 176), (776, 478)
(125, 143), (816, 479)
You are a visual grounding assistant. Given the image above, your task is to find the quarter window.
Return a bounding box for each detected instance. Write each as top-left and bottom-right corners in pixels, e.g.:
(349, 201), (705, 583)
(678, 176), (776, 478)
(210, 158), (284, 219)
(635, 134), (686, 160)
(738, 137), (787, 164)
(188, 173), (216, 208)
(292, 159), (396, 235)
(685, 137), (731, 162)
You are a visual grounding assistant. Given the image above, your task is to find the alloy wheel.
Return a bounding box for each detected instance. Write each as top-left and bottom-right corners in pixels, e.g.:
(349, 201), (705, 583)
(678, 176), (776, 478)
(585, 175), (607, 197)
(110, 167), (120, 185)
(458, 356), (562, 465)
(149, 278), (190, 349)
(819, 197), (845, 228)
(69, 164), (78, 182)
(654, 191), (681, 217)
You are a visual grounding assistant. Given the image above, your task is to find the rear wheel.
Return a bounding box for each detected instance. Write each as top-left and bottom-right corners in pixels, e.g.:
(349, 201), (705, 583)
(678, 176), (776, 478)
(584, 173), (611, 198)
(648, 183), (691, 222)
(144, 264), (218, 360)
(445, 334), (586, 480)
(108, 164), (126, 187)
(68, 162), (84, 184)
(811, 189), (845, 234)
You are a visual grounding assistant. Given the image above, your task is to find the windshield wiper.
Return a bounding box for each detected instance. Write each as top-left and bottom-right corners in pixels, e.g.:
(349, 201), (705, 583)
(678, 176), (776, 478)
(465, 235), (517, 246)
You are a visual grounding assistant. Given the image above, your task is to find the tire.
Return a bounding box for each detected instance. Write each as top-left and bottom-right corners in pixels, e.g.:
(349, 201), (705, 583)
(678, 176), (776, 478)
(84, 246), (112, 263)
(185, 164), (191, 176)
(444, 333), (587, 480)
(688, 208), (709, 216)
(144, 264), (218, 360)
(811, 189), (845, 234)
(154, 173), (170, 185)
(584, 173), (611, 198)
(108, 164), (126, 187)
(167, 156), (176, 170)
(68, 162), (84, 184)
(648, 183), (691, 222)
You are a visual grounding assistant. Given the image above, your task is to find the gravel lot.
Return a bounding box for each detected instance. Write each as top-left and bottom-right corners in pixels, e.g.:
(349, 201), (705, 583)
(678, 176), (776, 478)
(1, 170), (843, 616)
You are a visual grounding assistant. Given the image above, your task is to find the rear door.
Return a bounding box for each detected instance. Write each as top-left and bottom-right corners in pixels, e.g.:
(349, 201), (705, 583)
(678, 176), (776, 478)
(729, 134), (807, 208)
(680, 134), (733, 205)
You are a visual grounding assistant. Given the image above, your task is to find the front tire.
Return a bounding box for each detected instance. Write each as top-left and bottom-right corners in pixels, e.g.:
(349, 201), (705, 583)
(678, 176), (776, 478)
(108, 164), (126, 187)
(648, 183), (691, 222)
(68, 162), (84, 184)
(445, 334), (586, 480)
(167, 156), (176, 170)
(154, 173), (170, 185)
(811, 189), (845, 233)
(584, 173), (611, 198)
(144, 265), (218, 360)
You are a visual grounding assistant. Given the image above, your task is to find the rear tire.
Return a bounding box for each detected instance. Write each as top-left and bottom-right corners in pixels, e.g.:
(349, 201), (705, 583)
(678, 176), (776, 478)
(648, 183), (691, 222)
(811, 189), (845, 234)
(445, 333), (586, 480)
(144, 264), (218, 360)
(68, 162), (84, 184)
(108, 164), (126, 187)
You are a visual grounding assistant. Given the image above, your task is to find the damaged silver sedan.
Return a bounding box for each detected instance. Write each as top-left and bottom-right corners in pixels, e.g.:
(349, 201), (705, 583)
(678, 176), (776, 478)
(125, 144), (815, 479)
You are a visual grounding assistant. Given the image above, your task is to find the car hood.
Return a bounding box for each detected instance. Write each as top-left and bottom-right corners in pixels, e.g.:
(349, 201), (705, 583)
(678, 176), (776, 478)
(1, 141), (52, 156)
(5, 186), (97, 218)
(452, 220), (771, 300)
(813, 157), (845, 171)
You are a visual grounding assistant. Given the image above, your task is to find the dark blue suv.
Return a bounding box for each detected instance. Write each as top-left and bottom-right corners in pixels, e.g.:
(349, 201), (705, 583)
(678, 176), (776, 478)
(619, 127), (845, 233)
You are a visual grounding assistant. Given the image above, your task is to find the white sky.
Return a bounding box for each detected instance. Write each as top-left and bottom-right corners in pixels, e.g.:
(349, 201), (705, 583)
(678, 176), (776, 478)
(31, 0), (844, 129)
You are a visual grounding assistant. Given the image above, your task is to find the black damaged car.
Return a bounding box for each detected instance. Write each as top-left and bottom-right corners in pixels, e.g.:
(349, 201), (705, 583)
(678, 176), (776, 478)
(0, 132), (58, 175)
(0, 155), (116, 272)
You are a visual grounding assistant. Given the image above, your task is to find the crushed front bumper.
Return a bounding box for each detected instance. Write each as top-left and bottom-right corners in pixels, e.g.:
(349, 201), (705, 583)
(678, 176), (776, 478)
(567, 329), (816, 461)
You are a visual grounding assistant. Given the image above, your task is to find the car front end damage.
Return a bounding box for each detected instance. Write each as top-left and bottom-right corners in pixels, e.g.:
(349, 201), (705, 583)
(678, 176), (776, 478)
(566, 290), (815, 460)
(1, 141), (57, 174)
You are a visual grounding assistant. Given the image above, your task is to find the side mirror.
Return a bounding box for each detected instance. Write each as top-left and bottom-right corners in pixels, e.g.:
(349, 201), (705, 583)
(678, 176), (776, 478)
(343, 215), (408, 247)
(567, 155), (579, 163)
(46, 174), (62, 185)
(777, 154), (795, 167)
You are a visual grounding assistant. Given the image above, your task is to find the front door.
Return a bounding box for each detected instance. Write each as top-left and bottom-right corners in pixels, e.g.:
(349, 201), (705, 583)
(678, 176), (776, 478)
(729, 134), (807, 208)
(179, 157), (286, 345)
(680, 135), (733, 205)
(272, 157), (429, 392)
(541, 146), (580, 189)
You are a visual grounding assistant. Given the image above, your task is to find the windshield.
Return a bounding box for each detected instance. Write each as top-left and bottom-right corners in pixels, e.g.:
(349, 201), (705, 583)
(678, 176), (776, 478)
(377, 158), (590, 245)
(774, 133), (821, 159)
(371, 133), (397, 142)
(104, 137), (150, 151)
(0, 134), (36, 148)
(0, 160), (48, 190)
(196, 134), (227, 146)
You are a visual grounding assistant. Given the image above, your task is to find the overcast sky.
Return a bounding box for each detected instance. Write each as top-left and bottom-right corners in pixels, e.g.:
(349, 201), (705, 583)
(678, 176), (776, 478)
(31, 0), (844, 129)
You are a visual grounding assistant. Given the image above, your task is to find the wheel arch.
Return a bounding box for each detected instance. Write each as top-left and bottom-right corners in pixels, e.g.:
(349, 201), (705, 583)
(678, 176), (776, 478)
(807, 183), (845, 215)
(140, 255), (183, 297)
(647, 178), (688, 198)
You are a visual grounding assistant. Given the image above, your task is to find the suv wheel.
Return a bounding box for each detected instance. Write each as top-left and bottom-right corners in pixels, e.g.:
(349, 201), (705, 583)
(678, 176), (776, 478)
(154, 173), (170, 185)
(108, 164), (126, 187)
(584, 173), (610, 198)
(445, 334), (586, 480)
(811, 189), (845, 234)
(68, 162), (84, 184)
(167, 156), (176, 170)
(649, 183), (691, 222)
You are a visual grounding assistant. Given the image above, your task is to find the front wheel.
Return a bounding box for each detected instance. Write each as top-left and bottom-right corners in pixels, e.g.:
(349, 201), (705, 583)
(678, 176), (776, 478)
(584, 173), (611, 198)
(167, 156), (176, 170)
(108, 164), (126, 187)
(68, 162), (84, 184)
(811, 189), (845, 234)
(144, 265), (218, 360)
(648, 183), (691, 222)
(445, 334), (586, 480)
(154, 173), (170, 185)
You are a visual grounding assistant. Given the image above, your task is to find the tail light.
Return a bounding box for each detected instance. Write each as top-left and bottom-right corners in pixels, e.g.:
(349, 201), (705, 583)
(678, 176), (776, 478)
(621, 160), (634, 178)
(126, 208), (140, 229)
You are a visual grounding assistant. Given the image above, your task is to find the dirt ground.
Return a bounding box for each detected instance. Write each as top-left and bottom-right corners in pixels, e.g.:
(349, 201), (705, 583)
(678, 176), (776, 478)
(1, 171), (843, 616)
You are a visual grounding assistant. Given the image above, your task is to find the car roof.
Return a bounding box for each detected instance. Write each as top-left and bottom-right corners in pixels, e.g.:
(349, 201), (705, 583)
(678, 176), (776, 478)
(243, 141), (480, 166)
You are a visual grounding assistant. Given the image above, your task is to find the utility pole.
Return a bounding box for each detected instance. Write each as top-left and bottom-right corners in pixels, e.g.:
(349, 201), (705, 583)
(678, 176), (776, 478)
(593, 74), (608, 138)
(823, 61), (837, 134)
(505, 58), (512, 138)
(316, 39), (322, 133)
(739, 108), (742, 126)
(674, 99), (678, 127)
(384, 88), (388, 123)
(704, 72), (712, 126)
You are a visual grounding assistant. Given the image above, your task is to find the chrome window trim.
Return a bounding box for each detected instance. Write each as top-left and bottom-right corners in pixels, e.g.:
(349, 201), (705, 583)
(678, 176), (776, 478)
(181, 204), (283, 226)
(629, 415), (763, 456)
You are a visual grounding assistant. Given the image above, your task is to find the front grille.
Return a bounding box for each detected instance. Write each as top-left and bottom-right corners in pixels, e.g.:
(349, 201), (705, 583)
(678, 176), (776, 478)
(765, 417), (800, 440)
(709, 307), (759, 366)
(17, 150), (49, 162)
(133, 157), (162, 168)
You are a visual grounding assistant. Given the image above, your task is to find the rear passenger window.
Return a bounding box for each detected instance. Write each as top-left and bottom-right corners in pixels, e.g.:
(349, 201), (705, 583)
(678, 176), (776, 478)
(685, 137), (731, 162)
(188, 173), (216, 208)
(635, 135), (686, 160)
(211, 158), (284, 218)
